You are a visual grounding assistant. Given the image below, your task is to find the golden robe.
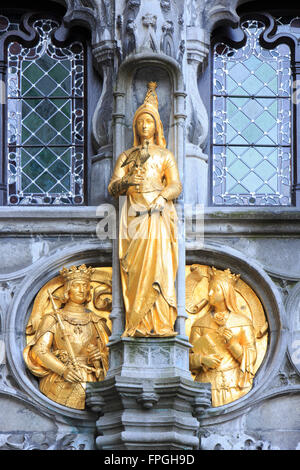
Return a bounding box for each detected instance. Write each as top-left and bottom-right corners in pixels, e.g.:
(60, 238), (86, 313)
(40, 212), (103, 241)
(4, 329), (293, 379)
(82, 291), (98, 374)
(108, 144), (182, 337)
(24, 308), (109, 409)
(190, 311), (257, 406)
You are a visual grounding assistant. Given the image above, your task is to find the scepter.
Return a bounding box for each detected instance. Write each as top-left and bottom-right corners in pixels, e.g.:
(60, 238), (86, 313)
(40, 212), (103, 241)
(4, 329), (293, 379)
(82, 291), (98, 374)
(47, 289), (83, 383)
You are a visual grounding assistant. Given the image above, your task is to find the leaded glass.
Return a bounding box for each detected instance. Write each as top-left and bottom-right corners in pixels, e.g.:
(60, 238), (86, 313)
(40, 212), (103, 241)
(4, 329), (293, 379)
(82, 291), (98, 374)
(213, 20), (292, 206)
(7, 19), (85, 205)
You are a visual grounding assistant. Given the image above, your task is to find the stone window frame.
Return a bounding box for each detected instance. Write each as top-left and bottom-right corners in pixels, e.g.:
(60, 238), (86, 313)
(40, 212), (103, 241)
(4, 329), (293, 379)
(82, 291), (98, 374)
(209, 9), (300, 208)
(0, 5), (96, 206)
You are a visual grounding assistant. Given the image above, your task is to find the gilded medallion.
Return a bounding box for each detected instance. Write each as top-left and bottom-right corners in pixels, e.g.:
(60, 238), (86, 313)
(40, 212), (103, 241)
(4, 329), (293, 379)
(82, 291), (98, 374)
(186, 264), (268, 407)
(24, 266), (112, 410)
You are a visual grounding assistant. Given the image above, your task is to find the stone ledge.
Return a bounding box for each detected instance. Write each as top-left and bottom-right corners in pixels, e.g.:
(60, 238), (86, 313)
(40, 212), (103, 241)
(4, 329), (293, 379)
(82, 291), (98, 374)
(0, 206), (105, 235)
(203, 207), (300, 219)
(187, 207), (300, 237)
(0, 206), (102, 218)
(0, 206), (299, 236)
(2, 206), (298, 219)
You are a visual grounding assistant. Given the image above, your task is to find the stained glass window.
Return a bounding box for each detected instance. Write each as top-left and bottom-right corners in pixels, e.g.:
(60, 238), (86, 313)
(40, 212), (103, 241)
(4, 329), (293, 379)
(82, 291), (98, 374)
(7, 18), (85, 205)
(212, 20), (292, 206)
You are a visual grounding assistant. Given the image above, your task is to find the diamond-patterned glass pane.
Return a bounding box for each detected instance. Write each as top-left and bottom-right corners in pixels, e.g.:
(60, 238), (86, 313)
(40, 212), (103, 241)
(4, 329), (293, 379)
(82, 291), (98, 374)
(20, 147), (72, 193)
(213, 19), (292, 206)
(7, 19), (85, 205)
(213, 146), (291, 206)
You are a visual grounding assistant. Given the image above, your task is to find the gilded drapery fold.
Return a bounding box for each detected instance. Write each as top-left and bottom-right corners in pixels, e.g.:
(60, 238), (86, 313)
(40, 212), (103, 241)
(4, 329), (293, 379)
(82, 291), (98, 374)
(109, 145), (182, 337)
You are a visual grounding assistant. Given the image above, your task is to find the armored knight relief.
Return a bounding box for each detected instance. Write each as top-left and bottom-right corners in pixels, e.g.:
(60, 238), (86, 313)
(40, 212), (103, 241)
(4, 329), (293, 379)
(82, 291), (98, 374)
(23, 265), (112, 410)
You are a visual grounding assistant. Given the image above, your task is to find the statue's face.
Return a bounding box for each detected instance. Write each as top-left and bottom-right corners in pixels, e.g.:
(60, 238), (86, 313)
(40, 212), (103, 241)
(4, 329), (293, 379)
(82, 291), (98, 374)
(68, 280), (90, 304)
(136, 113), (156, 140)
(208, 279), (225, 308)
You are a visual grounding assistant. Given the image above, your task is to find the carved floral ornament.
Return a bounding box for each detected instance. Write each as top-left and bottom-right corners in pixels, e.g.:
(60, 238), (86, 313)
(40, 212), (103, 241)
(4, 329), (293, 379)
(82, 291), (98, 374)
(23, 264), (268, 409)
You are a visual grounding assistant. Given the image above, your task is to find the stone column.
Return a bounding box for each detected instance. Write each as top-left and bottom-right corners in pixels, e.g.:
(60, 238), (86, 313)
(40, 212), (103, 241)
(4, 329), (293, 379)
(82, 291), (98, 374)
(90, 43), (116, 205)
(185, 27), (210, 206)
(0, 62), (7, 205)
(108, 90), (126, 342)
(292, 61), (300, 206)
(174, 89), (188, 339)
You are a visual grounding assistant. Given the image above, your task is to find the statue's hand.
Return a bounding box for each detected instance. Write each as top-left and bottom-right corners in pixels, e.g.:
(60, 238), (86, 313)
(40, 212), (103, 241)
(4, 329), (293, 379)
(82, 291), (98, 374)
(124, 167), (145, 189)
(201, 354), (222, 369)
(63, 366), (84, 383)
(88, 344), (102, 363)
(151, 195), (166, 212)
(219, 328), (243, 358)
(220, 328), (234, 343)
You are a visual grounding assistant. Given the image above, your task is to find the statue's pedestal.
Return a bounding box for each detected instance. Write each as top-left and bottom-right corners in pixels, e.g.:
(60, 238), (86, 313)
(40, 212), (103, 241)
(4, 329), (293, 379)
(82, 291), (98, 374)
(86, 337), (211, 450)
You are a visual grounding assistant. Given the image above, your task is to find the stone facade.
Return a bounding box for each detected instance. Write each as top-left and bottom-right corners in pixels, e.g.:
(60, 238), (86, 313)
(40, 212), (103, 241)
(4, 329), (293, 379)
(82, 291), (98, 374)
(0, 0), (300, 450)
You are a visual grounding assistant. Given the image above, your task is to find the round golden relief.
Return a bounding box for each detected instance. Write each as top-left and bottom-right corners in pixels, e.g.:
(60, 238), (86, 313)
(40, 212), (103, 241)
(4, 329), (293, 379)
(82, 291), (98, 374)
(24, 266), (112, 410)
(186, 265), (268, 407)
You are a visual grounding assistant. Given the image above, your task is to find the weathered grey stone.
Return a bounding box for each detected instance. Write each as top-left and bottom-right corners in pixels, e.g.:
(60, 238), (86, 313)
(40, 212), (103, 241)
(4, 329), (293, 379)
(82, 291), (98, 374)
(0, 395), (56, 432)
(86, 336), (211, 450)
(90, 157), (113, 205)
(257, 431), (300, 451)
(87, 373), (211, 450)
(246, 395), (300, 432)
(201, 431), (279, 451)
(0, 430), (95, 450)
(207, 238), (300, 280)
(107, 337), (191, 379)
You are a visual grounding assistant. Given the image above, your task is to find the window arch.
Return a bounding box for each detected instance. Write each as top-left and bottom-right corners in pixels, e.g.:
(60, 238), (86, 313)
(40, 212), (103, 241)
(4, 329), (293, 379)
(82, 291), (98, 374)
(0, 6), (89, 205)
(211, 9), (300, 206)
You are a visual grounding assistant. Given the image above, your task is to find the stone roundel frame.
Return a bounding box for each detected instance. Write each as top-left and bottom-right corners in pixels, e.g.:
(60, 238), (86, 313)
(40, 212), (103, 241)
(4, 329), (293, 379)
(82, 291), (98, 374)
(6, 241), (111, 422)
(286, 281), (300, 376)
(186, 242), (287, 422)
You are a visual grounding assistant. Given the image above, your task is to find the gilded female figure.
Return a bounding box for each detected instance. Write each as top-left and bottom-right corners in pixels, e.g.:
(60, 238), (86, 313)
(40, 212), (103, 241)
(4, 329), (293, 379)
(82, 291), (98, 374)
(189, 267), (257, 407)
(108, 82), (182, 337)
(23, 265), (110, 410)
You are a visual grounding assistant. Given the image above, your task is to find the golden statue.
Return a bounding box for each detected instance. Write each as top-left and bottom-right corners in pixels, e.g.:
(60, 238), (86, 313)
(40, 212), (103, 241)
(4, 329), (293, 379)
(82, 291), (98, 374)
(108, 82), (182, 337)
(187, 265), (268, 407)
(23, 265), (112, 410)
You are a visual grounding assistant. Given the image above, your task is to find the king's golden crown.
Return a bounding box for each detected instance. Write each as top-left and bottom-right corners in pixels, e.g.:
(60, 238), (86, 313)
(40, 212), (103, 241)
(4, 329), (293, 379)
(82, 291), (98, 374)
(208, 266), (240, 285)
(60, 264), (94, 282)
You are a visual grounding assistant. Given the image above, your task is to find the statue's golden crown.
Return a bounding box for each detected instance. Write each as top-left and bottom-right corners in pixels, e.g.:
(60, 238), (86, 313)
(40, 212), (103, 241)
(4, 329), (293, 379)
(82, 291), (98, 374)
(208, 266), (240, 285)
(60, 264), (94, 282)
(143, 81), (159, 110)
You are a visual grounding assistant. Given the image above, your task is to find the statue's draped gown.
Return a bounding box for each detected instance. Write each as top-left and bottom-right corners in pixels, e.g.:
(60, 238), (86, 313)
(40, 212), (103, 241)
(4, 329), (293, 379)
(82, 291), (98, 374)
(108, 144), (182, 337)
(189, 311), (257, 407)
